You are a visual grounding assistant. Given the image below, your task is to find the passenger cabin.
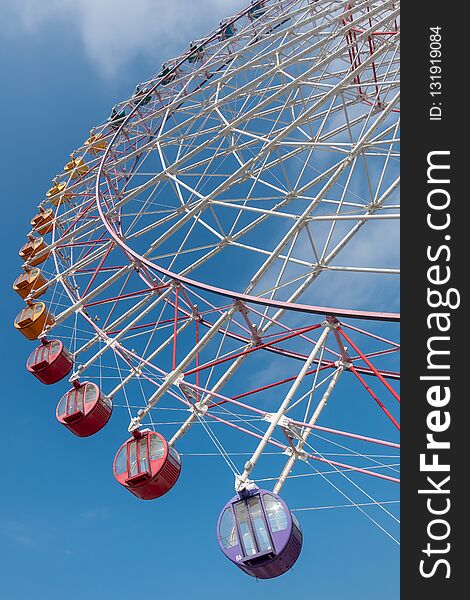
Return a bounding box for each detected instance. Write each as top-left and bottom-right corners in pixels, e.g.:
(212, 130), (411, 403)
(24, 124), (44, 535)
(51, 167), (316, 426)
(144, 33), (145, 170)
(64, 156), (89, 180)
(57, 382), (112, 437)
(113, 430), (181, 500)
(108, 107), (126, 129)
(14, 302), (54, 340)
(13, 268), (47, 300)
(19, 236), (49, 266)
(220, 20), (236, 40)
(31, 207), (54, 236)
(46, 181), (72, 206)
(248, 1), (267, 19)
(133, 85), (152, 106)
(158, 63), (177, 86)
(26, 339), (73, 384)
(84, 131), (107, 155)
(187, 42), (204, 64)
(217, 489), (302, 579)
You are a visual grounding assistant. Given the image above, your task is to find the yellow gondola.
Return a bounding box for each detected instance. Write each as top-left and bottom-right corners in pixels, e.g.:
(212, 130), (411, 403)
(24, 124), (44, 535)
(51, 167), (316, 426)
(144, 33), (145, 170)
(46, 181), (72, 207)
(64, 156), (89, 180)
(84, 131), (107, 155)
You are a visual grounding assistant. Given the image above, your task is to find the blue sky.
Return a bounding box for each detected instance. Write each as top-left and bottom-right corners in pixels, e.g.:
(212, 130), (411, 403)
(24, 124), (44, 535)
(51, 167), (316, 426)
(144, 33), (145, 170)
(0, 2), (399, 598)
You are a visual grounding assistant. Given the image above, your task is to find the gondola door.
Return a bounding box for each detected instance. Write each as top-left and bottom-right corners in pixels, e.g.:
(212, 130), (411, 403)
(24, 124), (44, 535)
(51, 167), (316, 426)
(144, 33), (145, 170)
(126, 436), (151, 485)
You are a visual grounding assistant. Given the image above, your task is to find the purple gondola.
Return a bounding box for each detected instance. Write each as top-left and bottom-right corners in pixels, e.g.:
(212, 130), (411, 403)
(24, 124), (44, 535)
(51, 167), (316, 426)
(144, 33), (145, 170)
(217, 488), (302, 579)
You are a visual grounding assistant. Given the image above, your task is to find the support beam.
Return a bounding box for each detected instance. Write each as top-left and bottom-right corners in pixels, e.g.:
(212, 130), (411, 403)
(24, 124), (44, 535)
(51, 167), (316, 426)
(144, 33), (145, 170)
(274, 364), (344, 494)
(235, 321), (332, 491)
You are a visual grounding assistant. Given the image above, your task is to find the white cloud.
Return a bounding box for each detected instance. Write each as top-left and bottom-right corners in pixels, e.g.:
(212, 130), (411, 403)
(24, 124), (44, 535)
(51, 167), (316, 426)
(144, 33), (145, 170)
(305, 219), (400, 312)
(0, 519), (36, 547)
(1, 0), (245, 77)
(80, 506), (111, 519)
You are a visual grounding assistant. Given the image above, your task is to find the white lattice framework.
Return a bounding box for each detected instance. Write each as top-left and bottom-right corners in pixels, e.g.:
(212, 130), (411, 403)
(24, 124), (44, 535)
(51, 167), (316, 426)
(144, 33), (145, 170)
(16, 0), (400, 545)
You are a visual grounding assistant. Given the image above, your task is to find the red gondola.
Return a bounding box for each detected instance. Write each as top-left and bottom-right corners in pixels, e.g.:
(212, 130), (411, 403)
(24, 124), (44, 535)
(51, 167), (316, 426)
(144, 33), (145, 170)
(113, 430), (181, 500)
(56, 381), (112, 437)
(26, 339), (73, 384)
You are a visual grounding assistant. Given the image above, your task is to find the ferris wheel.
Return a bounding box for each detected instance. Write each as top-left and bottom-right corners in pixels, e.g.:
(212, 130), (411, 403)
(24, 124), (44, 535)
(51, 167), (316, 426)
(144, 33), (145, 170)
(14, 0), (399, 579)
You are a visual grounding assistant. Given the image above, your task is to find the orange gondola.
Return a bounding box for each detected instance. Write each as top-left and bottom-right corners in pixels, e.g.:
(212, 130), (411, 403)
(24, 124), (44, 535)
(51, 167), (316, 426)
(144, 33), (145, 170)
(14, 302), (54, 340)
(19, 236), (49, 266)
(31, 206), (54, 235)
(13, 268), (48, 300)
